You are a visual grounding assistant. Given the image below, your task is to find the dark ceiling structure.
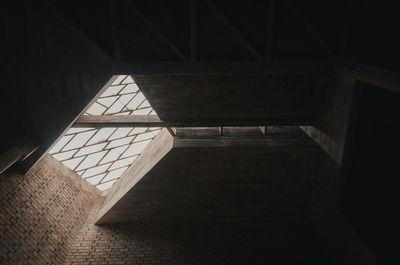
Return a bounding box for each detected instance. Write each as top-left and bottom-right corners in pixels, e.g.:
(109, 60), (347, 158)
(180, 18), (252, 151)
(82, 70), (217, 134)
(1, 0), (399, 264)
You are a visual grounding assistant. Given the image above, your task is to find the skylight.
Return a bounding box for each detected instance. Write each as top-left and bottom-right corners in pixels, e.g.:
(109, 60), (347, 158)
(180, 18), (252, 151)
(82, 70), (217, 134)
(49, 75), (161, 191)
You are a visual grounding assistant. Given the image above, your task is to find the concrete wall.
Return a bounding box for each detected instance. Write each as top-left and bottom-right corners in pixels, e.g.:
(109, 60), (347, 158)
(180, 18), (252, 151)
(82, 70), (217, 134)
(302, 73), (355, 204)
(303, 74), (381, 264)
(1, 0), (112, 154)
(98, 128), (317, 224)
(303, 73), (355, 166)
(0, 155), (99, 264)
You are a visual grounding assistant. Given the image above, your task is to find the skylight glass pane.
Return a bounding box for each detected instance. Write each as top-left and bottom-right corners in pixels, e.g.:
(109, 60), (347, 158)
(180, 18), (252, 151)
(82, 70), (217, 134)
(100, 145), (129, 165)
(126, 93), (145, 110)
(65, 127), (96, 135)
(74, 143), (107, 157)
(113, 111), (131, 116)
(121, 75), (134, 84)
(52, 149), (77, 161)
(120, 84), (139, 94)
(109, 128), (132, 140)
(87, 128), (116, 145)
(106, 136), (135, 149)
(102, 167), (129, 182)
(119, 94), (135, 105)
(129, 127), (148, 135)
(85, 173), (107, 185)
(81, 163), (112, 179)
(121, 139), (152, 158)
(139, 100), (151, 108)
(62, 156), (85, 170)
(49, 135), (73, 154)
(105, 98), (125, 114)
(49, 75), (162, 191)
(100, 88), (114, 97)
(106, 85), (125, 96)
(97, 96), (118, 107)
(63, 130), (97, 151)
(109, 156), (137, 171)
(112, 75), (127, 85)
(76, 151), (107, 171)
(134, 130), (160, 142)
(86, 103), (107, 115)
(132, 108), (152, 115)
(96, 180), (118, 191)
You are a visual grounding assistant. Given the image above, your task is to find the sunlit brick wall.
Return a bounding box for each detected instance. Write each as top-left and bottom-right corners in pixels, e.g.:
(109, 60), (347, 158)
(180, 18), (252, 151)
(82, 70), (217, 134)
(0, 154), (99, 264)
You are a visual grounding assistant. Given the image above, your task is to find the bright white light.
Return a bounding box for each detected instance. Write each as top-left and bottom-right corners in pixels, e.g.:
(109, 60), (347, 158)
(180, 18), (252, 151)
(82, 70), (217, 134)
(49, 75), (161, 191)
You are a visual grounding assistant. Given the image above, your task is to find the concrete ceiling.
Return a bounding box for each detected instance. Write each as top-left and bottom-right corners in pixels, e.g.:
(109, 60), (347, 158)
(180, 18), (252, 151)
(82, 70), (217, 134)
(1, 0), (396, 173)
(134, 74), (315, 122)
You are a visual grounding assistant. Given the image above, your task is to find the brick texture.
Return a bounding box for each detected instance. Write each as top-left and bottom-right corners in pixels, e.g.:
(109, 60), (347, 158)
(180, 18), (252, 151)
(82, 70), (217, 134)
(65, 199), (327, 265)
(1, 154), (327, 265)
(0, 154), (99, 264)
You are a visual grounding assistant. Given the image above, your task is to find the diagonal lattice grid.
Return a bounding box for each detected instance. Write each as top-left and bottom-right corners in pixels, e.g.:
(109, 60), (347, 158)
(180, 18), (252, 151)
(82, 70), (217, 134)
(49, 75), (161, 191)
(85, 75), (157, 116)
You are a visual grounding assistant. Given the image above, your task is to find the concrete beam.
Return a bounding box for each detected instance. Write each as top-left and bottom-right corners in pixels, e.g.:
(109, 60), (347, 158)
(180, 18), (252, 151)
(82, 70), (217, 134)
(0, 137), (40, 175)
(338, 64), (400, 94)
(73, 115), (313, 128)
(96, 128), (174, 223)
(113, 61), (333, 76)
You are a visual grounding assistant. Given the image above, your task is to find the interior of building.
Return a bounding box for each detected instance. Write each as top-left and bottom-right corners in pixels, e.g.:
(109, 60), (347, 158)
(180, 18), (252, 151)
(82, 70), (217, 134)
(1, 0), (399, 264)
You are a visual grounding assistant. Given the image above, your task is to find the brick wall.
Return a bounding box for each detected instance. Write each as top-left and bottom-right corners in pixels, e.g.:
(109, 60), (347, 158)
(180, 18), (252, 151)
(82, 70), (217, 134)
(65, 199), (328, 265)
(0, 154), (99, 264)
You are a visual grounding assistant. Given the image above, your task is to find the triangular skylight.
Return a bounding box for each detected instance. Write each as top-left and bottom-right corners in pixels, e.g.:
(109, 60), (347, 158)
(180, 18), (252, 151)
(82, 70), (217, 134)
(49, 75), (161, 191)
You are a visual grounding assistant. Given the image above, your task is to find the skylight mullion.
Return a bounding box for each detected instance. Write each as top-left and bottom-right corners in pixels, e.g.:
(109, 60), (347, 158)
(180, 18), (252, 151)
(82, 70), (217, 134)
(99, 144), (129, 165)
(111, 75), (127, 85)
(92, 149), (113, 171)
(80, 162), (113, 179)
(96, 179), (118, 189)
(64, 127), (97, 135)
(110, 83), (128, 96)
(104, 135), (142, 176)
(118, 92), (138, 113)
(72, 147), (109, 161)
(130, 98), (147, 112)
(104, 94), (126, 115)
(105, 127), (119, 142)
(119, 75), (130, 85)
(57, 149), (79, 162)
(106, 130), (135, 142)
(102, 94), (122, 115)
(70, 129), (102, 171)
(56, 131), (113, 154)
(95, 100), (111, 110)
(58, 134), (77, 153)
(97, 166), (130, 186)
(99, 91), (137, 100)
(98, 171), (112, 185)
(72, 153), (87, 171)
(82, 128), (101, 148)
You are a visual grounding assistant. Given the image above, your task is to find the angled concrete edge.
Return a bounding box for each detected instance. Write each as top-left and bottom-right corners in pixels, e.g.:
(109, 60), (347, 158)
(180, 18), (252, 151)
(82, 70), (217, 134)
(96, 128), (174, 224)
(172, 136), (316, 149)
